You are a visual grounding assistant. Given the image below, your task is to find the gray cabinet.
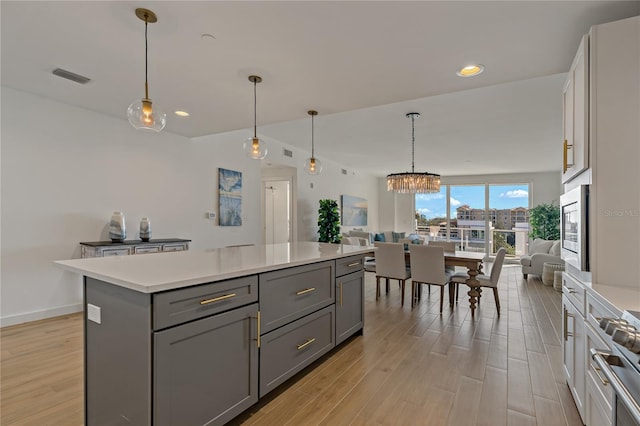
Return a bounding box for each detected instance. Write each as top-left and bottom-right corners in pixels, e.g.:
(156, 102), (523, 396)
(259, 305), (335, 396)
(154, 303), (258, 426)
(335, 255), (365, 346)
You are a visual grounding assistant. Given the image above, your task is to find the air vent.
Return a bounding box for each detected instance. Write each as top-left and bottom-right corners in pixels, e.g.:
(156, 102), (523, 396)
(52, 68), (91, 85)
(342, 169), (347, 175)
(283, 149), (293, 158)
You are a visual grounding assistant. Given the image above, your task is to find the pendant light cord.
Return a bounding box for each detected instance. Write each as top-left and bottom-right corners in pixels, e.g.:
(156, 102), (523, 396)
(144, 16), (149, 99)
(311, 114), (315, 157)
(253, 80), (257, 138)
(411, 113), (415, 173)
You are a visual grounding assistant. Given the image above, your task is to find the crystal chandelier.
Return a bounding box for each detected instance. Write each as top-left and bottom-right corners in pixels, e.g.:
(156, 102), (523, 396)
(387, 113), (441, 194)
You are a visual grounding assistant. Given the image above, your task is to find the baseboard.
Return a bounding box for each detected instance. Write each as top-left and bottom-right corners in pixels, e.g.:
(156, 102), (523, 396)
(0, 303), (83, 328)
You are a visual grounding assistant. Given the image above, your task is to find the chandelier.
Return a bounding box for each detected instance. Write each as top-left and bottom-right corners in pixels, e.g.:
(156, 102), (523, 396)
(387, 113), (441, 193)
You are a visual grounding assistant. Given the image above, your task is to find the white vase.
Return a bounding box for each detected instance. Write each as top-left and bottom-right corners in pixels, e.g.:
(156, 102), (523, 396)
(109, 211), (126, 242)
(139, 217), (151, 241)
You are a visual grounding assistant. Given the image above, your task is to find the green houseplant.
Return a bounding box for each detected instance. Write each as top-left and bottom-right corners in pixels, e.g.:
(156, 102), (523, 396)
(529, 203), (561, 241)
(317, 199), (341, 243)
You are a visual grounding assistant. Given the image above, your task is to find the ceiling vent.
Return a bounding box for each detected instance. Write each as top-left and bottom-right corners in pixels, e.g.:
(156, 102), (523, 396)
(52, 68), (91, 85)
(283, 149), (293, 158)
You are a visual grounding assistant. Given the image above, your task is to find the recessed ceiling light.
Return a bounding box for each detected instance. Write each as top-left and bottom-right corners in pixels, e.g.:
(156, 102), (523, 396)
(174, 110), (189, 117)
(456, 64), (485, 77)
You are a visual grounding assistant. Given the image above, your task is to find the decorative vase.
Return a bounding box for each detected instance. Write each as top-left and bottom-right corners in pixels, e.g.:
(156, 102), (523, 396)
(109, 211), (126, 242)
(139, 217), (151, 242)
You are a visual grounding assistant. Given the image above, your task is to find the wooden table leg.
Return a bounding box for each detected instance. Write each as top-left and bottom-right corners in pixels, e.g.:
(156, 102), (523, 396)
(466, 267), (481, 318)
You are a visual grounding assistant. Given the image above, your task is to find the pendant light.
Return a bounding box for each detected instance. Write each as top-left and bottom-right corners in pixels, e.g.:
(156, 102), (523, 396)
(304, 110), (322, 175)
(243, 75), (268, 159)
(387, 113), (441, 193)
(127, 8), (167, 132)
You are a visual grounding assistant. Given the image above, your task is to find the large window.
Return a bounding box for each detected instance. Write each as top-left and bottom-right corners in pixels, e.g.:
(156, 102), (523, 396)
(416, 183), (530, 257)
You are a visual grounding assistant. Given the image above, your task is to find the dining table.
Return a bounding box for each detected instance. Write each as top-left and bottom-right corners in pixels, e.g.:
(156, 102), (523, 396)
(405, 249), (486, 317)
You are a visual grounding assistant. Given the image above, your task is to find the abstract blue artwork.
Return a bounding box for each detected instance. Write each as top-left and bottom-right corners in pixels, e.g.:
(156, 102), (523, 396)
(341, 195), (368, 226)
(219, 168), (242, 226)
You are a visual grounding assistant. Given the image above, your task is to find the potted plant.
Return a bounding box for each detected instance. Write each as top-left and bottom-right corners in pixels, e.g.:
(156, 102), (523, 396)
(317, 199), (341, 243)
(529, 203), (560, 241)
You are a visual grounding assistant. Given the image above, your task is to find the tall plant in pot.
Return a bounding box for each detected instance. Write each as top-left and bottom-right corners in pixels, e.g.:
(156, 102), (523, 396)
(529, 203), (560, 241)
(317, 199), (341, 243)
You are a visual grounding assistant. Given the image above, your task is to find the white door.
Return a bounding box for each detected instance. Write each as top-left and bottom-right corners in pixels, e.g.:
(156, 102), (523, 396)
(264, 180), (290, 244)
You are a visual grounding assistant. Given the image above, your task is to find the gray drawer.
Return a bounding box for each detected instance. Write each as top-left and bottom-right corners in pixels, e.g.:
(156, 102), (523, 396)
(259, 305), (335, 397)
(162, 243), (188, 252)
(335, 255), (365, 277)
(259, 261), (334, 334)
(102, 247), (132, 257)
(134, 245), (161, 254)
(153, 275), (258, 330)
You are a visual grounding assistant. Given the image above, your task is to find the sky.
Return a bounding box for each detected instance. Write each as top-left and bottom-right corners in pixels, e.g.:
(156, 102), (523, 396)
(415, 184), (529, 219)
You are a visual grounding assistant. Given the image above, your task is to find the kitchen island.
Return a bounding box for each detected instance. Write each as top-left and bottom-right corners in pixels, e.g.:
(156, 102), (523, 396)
(55, 242), (372, 426)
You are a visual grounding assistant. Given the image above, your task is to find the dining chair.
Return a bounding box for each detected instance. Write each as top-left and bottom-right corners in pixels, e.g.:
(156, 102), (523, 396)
(426, 240), (457, 293)
(374, 242), (411, 306)
(449, 247), (506, 315)
(409, 245), (453, 313)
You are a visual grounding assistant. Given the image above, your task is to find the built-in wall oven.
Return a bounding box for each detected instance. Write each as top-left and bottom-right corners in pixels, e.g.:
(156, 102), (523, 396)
(560, 185), (589, 272)
(592, 310), (640, 426)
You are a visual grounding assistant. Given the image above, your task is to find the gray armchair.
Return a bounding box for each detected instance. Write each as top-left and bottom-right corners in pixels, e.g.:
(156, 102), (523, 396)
(520, 239), (563, 279)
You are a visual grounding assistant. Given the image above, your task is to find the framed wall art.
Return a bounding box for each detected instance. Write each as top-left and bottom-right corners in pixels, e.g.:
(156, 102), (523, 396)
(218, 168), (242, 226)
(341, 195), (368, 226)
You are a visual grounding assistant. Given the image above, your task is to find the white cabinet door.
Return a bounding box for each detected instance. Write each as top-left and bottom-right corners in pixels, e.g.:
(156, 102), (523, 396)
(563, 295), (586, 422)
(562, 35), (589, 183)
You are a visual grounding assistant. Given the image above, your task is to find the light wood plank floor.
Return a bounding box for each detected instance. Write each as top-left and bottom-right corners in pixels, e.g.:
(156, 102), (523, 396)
(1, 265), (582, 425)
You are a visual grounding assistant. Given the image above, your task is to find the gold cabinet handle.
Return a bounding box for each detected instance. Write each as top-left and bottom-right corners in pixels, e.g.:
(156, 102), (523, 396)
(339, 283), (343, 306)
(563, 139), (574, 173)
(564, 308), (575, 341)
(256, 311), (261, 348)
(200, 293), (236, 305)
(564, 287), (577, 294)
(591, 364), (609, 386)
(297, 338), (316, 350)
(347, 262), (361, 267)
(296, 287), (316, 296)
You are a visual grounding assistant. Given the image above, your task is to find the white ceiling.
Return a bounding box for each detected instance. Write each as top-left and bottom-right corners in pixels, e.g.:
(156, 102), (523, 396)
(2, 1), (639, 177)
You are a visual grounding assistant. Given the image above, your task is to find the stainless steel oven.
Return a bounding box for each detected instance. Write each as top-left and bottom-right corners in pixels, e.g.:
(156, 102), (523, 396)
(592, 311), (640, 426)
(560, 185), (589, 272)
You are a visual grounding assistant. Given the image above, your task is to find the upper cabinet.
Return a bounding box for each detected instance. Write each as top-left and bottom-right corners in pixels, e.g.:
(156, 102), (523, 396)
(562, 35), (590, 184)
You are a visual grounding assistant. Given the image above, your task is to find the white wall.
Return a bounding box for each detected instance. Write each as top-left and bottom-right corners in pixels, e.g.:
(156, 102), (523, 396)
(0, 88), (379, 326)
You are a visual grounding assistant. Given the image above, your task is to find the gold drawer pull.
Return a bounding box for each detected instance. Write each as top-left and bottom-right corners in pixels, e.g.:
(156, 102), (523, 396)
(563, 139), (574, 173)
(339, 283), (343, 306)
(200, 293), (236, 305)
(257, 311), (261, 348)
(296, 287), (316, 296)
(297, 338), (316, 350)
(592, 365), (609, 386)
(347, 262), (361, 267)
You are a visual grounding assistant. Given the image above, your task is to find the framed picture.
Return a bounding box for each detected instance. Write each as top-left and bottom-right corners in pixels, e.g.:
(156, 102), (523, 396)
(219, 168), (242, 226)
(341, 195), (368, 226)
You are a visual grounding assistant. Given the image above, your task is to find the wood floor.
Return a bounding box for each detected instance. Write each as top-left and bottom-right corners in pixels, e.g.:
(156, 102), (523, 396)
(0, 265), (582, 425)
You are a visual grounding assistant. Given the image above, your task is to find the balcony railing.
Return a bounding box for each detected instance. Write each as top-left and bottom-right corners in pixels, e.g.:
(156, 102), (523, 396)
(416, 226), (529, 260)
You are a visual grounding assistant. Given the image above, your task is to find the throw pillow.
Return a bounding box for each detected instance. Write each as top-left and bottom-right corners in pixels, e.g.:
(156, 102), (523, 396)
(374, 233), (385, 242)
(529, 238), (554, 255)
(392, 231), (405, 243)
(549, 240), (561, 256)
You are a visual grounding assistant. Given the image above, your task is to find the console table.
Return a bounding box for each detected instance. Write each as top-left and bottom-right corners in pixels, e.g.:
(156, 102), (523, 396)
(80, 238), (190, 258)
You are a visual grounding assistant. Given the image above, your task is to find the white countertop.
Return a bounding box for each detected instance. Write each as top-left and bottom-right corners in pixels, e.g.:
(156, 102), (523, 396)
(589, 283), (640, 315)
(55, 242), (373, 294)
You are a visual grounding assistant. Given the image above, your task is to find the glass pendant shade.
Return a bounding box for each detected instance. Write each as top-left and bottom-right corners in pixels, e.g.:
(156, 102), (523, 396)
(243, 136), (268, 160)
(128, 9), (165, 132)
(304, 157), (322, 175)
(304, 110), (322, 175)
(387, 112), (441, 194)
(127, 98), (167, 131)
(245, 75), (267, 159)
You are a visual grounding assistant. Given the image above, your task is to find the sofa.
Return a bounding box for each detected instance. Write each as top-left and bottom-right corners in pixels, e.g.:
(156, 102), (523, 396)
(520, 238), (563, 279)
(343, 229), (424, 245)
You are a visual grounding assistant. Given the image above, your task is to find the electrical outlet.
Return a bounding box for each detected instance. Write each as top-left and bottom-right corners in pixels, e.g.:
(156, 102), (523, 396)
(87, 304), (101, 324)
(205, 212), (216, 220)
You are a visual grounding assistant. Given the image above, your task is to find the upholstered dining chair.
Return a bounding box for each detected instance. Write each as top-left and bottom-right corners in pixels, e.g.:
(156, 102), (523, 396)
(449, 247), (506, 315)
(409, 245), (453, 313)
(374, 242), (411, 306)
